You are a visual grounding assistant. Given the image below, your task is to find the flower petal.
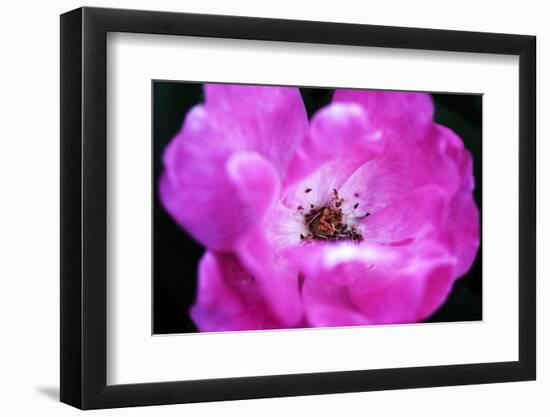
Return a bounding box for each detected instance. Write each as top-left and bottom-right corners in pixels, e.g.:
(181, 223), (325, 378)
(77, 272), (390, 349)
(337, 123), (461, 217)
(288, 239), (456, 326)
(205, 84), (309, 178)
(160, 84), (308, 251)
(415, 262), (458, 320)
(159, 104), (281, 251)
(347, 244), (455, 323)
(236, 228), (303, 327)
(190, 252), (281, 332)
(301, 279), (371, 327)
(435, 125), (480, 276)
(358, 185), (448, 245)
(446, 189), (480, 277)
(227, 153), (304, 326)
(226, 151), (281, 225)
(283, 102), (384, 189)
(333, 89), (434, 142)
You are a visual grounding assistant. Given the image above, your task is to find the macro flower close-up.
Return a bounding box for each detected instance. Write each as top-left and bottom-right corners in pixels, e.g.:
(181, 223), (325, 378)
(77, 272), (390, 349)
(158, 84), (480, 332)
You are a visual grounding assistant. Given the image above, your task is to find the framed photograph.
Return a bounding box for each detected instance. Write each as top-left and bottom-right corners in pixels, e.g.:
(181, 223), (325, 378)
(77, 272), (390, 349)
(60, 6), (536, 409)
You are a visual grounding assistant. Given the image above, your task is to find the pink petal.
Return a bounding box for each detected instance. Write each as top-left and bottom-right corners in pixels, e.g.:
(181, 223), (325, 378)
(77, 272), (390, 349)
(415, 262), (459, 320)
(160, 84), (308, 251)
(301, 279), (372, 327)
(359, 185), (448, 245)
(333, 89), (434, 142)
(226, 151), (281, 224)
(283, 102), (384, 188)
(347, 243), (455, 323)
(236, 228), (303, 327)
(159, 106), (281, 251)
(205, 84), (309, 178)
(288, 240), (456, 326)
(435, 125), (480, 276)
(446, 190), (479, 277)
(190, 252), (281, 332)
(338, 123), (461, 216)
(327, 95), (479, 279)
(226, 153), (303, 326)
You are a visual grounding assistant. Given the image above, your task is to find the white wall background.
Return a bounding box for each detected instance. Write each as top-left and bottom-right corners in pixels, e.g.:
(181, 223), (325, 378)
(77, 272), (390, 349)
(0, 0), (546, 415)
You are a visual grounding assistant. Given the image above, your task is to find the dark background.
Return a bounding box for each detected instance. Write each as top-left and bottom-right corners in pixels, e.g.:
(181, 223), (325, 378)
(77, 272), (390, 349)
(153, 82), (482, 334)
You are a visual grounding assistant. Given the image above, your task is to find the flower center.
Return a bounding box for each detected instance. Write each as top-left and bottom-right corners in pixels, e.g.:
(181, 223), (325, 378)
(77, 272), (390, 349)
(299, 189), (364, 243)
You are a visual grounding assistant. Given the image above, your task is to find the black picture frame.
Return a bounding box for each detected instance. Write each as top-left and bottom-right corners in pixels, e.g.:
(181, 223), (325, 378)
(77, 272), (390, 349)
(60, 6), (536, 410)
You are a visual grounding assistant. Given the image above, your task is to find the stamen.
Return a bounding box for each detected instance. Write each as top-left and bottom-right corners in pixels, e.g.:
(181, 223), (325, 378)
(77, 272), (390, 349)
(301, 189), (364, 243)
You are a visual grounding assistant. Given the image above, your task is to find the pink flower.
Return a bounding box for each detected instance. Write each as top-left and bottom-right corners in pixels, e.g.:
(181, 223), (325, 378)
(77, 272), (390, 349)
(160, 84), (480, 332)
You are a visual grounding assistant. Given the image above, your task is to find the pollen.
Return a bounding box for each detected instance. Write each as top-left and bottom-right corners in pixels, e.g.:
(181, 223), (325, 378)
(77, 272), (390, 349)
(300, 189), (363, 243)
